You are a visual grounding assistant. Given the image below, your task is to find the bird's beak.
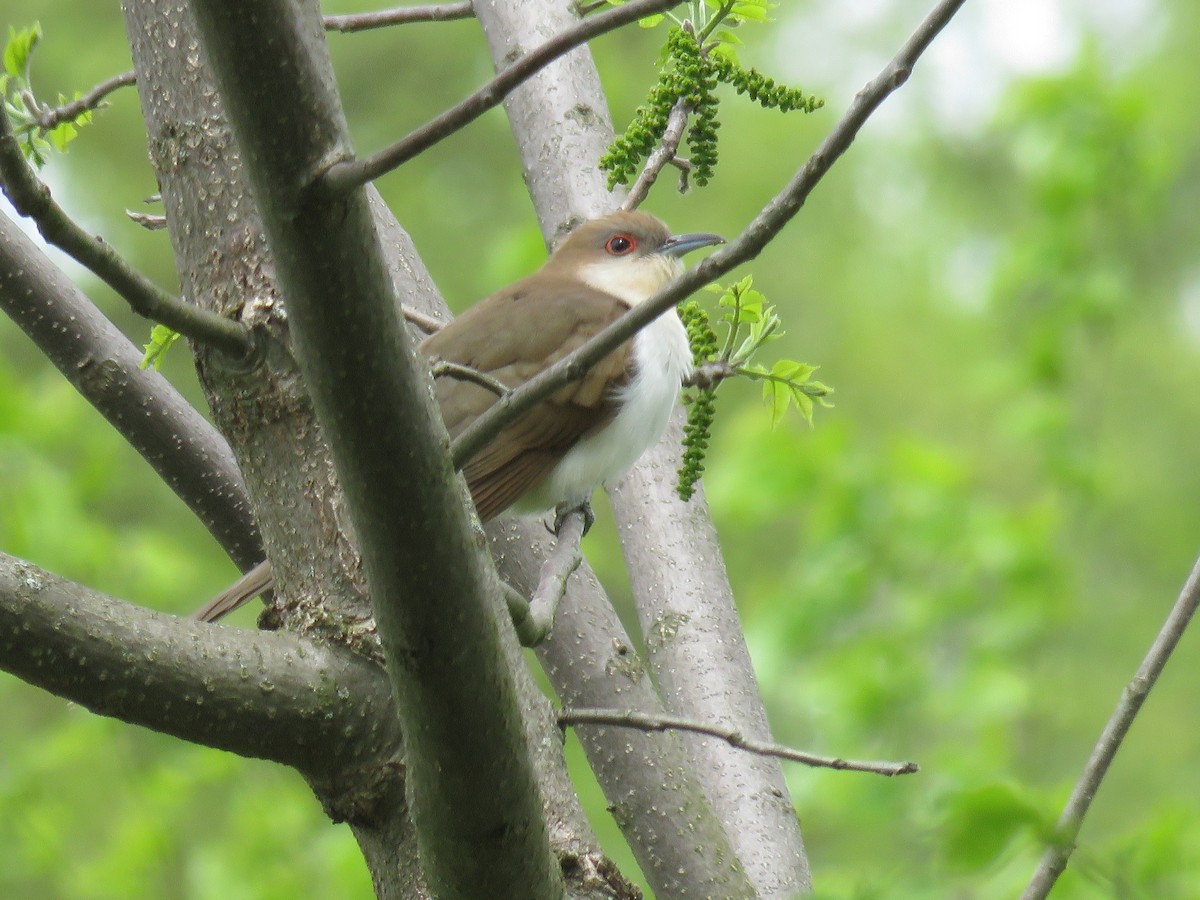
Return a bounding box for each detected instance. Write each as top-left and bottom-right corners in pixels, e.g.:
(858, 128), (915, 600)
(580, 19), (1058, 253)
(660, 232), (725, 258)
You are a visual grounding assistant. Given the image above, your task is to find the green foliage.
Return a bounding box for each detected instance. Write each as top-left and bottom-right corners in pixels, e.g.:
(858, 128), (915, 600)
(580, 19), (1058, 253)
(716, 275), (832, 426)
(140, 324), (182, 371)
(677, 300), (719, 500)
(600, 4), (822, 190)
(675, 277), (831, 500)
(1, 23), (92, 166)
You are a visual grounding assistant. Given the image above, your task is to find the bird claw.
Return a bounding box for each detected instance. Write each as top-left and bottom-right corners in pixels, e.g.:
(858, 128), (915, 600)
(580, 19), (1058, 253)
(551, 500), (595, 538)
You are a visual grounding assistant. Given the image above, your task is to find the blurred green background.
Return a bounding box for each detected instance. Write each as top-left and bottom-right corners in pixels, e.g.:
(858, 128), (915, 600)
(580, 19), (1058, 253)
(3, 1), (1200, 896)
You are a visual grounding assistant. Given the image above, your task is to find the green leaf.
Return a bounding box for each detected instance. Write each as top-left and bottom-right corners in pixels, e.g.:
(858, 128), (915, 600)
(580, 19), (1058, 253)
(140, 325), (181, 371)
(637, 13), (665, 27)
(771, 359), (815, 382)
(764, 378), (788, 427)
(3, 22), (41, 81)
(790, 386), (814, 424)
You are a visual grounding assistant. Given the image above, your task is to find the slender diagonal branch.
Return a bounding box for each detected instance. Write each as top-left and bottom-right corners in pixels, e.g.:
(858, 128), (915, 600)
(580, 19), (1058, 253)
(451, 0), (968, 469)
(0, 107), (255, 359)
(505, 508), (586, 646)
(1021, 554), (1200, 899)
(319, 0), (686, 194)
(0, 210), (263, 568)
(431, 360), (508, 396)
(559, 708), (920, 776)
(0, 552), (401, 777)
(28, 69), (137, 131)
(621, 98), (691, 210)
(401, 303), (445, 333)
(323, 2), (474, 32)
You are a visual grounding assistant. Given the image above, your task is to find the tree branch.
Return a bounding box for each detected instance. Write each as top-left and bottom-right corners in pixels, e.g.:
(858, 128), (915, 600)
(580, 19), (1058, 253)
(319, 0), (686, 194)
(1021, 554), (1200, 899)
(620, 97), (691, 211)
(431, 359), (508, 397)
(323, 2), (474, 32)
(0, 106), (256, 359)
(504, 508), (586, 645)
(188, 1), (562, 895)
(0, 212), (264, 569)
(0, 552), (401, 777)
(28, 69), (137, 131)
(488, 517), (756, 898)
(559, 708), (920, 776)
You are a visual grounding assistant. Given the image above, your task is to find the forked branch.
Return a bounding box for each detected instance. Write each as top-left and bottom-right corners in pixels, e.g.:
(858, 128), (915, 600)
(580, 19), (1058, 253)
(319, 0), (686, 194)
(559, 708), (919, 776)
(0, 106), (255, 358)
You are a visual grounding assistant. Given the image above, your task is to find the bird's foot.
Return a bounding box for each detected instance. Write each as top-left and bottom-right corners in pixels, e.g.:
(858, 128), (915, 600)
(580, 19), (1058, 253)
(551, 500), (595, 538)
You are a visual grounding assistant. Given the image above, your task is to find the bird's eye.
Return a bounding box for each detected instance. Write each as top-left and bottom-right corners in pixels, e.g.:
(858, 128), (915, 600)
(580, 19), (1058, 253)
(605, 234), (637, 256)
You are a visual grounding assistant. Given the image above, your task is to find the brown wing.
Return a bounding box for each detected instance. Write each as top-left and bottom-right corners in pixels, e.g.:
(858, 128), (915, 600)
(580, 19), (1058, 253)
(421, 278), (633, 520)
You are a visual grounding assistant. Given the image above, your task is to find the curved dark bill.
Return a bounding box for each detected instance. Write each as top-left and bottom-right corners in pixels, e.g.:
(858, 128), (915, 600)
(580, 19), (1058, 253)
(661, 232), (725, 257)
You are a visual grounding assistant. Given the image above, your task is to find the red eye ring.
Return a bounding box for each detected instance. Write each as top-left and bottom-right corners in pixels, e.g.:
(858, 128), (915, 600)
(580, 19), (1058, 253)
(605, 233), (637, 256)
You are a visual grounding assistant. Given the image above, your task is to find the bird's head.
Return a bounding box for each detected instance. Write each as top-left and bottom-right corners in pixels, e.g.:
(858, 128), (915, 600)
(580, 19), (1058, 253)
(545, 211), (724, 305)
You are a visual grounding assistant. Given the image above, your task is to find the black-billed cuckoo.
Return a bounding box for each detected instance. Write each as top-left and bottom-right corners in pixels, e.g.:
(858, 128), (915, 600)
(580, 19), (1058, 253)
(194, 211), (723, 622)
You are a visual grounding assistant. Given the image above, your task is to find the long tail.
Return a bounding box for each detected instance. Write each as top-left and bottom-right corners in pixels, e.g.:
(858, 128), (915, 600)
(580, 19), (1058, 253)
(192, 559), (274, 622)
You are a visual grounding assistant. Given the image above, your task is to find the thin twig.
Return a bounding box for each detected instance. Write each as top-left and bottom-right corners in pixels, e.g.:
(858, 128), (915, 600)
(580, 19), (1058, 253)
(529, 508), (586, 636)
(431, 360), (508, 396)
(125, 209), (168, 231)
(621, 98), (691, 211)
(559, 708), (920, 775)
(30, 69), (137, 132)
(0, 104), (255, 359)
(451, 0), (968, 471)
(683, 360), (736, 389)
(502, 508), (587, 646)
(323, 2), (474, 33)
(401, 303), (445, 333)
(1021, 554), (1200, 899)
(320, 0), (687, 195)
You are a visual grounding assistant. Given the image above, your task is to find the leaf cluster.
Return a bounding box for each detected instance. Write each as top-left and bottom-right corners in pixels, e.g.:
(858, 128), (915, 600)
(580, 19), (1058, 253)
(600, 2), (822, 190)
(675, 276), (832, 500)
(2, 23), (90, 166)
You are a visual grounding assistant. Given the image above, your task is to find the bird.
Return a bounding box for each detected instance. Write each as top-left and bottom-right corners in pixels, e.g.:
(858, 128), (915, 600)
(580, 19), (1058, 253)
(193, 210), (723, 622)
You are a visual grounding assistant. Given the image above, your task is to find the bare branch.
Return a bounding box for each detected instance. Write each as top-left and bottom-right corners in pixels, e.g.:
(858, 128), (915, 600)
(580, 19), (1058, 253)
(401, 302), (445, 333)
(505, 508), (587, 646)
(489, 517), (754, 898)
(560, 708), (920, 776)
(0, 552), (401, 777)
(125, 208), (168, 230)
(0, 212), (263, 569)
(319, 0), (686, 194)
(430, 359), (507, 396)
(621, 98), (691, 211)
(451, 0), (968, 472)
(1021, 554), (1200, 899)
(0, 107), (256, 359)
(683, 359), (736, 389)
(29, 69), (137, 131)
(323, 2), (474, 32)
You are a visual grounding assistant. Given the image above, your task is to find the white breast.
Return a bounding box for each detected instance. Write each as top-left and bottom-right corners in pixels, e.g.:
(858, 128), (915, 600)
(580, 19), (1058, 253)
(541, 309), (692, 508)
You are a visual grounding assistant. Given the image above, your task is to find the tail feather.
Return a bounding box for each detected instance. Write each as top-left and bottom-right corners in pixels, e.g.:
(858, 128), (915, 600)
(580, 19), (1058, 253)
(192, 560), (274, 622)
